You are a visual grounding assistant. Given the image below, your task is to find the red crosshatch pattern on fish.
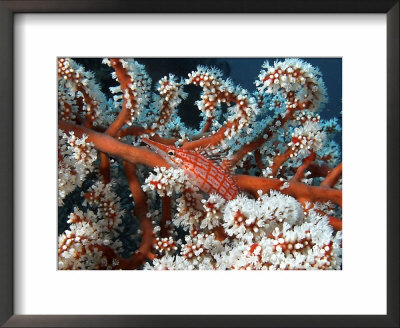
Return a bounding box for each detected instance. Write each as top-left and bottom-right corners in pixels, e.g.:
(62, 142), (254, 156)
(142, 138), (239, 200)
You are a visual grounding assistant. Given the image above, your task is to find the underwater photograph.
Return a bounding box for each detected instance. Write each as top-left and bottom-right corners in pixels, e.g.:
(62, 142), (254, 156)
(58, 57), (342, 270)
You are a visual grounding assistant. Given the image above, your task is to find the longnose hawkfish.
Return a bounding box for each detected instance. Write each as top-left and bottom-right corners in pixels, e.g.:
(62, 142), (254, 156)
(142, 138), (238, 200)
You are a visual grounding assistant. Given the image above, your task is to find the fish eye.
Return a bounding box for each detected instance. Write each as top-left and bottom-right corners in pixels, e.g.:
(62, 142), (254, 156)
(168, 150), (175, 156)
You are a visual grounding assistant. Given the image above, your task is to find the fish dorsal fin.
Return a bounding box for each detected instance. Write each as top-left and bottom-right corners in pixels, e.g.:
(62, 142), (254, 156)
(195, 145), (228, 167)
(230, 173), (239, 186)
(195, 145), (237, 176)
(220, 159), (236, 176)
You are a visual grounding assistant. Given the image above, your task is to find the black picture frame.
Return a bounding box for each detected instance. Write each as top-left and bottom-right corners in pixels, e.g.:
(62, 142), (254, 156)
(0, 1), (398, 327)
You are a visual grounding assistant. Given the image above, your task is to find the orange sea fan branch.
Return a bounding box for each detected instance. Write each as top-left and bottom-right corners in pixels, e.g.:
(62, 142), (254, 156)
(235, 175), (342, 208)
(161, 196), (172, 238)
(321, 162), (342, 188)
(58, 121), (170, 168)
(119, 162), (155, 269)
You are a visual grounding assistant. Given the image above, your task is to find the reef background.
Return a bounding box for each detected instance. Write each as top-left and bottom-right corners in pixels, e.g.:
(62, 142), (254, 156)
(73, 58), (342, 150)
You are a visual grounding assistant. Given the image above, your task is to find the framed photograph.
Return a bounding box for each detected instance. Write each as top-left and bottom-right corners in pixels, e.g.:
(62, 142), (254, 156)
(1, 1), (398, 327)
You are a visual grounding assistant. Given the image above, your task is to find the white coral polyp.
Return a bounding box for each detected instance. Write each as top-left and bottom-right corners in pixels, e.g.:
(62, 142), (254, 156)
(145, 196), (341, 270)
(223, 191), (304, 242)
(290, 121), (326, 156)
(256, 58), (327, 111)
(142, 167), (192, 197)
(200, 194), (226, 230)
(58, 207), (123, 270)
(258, 211), (342, 270)
(58, 130), (97, 206)
(263, 191), (304, 226)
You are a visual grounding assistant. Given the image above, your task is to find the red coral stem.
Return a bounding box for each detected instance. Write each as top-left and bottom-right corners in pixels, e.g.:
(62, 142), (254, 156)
(59, 121), (169, 168)
(160, 196), (172, 238)
(254, 149), (264, 172)
(314, 209), (342, 231)
(270, 148), (295, 177)
(321, 162), (342, 187)
(119, 162), (154, 269)
(235, 175), (342, 208)
(291, 151), (316, 182)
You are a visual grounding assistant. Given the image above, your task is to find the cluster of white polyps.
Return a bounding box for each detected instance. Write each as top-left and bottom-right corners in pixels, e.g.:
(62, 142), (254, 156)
(256, 58), (327, 112)
(186, 65), (258, 140)
(58, 180), (125, 270)
(103, 58), (152, 126)
(144, 189), (341, 270)
(58, 130), (97, 206)
(146, 74), (188, 134)
(142, 167), (195, 197)
(58, 58), (106, 125)
(288, 120), (327, 158)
